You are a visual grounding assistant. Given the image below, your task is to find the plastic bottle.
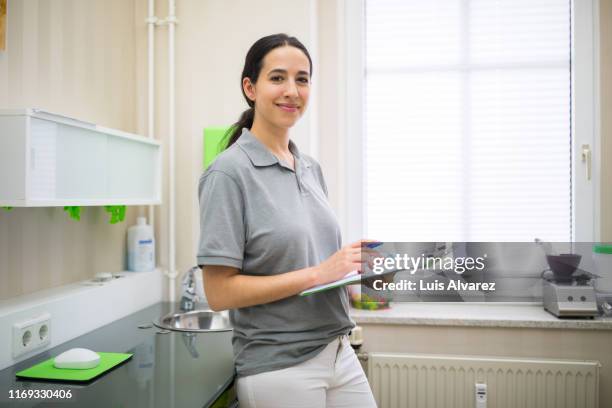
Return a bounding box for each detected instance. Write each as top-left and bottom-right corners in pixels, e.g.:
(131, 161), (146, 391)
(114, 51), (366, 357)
(127, 217), (155, 272)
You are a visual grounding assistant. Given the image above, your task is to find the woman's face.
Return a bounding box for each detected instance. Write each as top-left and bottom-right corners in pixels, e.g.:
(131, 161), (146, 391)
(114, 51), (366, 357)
(243, 45), (311, 130)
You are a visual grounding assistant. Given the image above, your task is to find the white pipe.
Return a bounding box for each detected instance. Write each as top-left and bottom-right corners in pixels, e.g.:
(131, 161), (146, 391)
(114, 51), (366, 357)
(167, 0), (177, 302)
(147, 0), (178, 302)
(147, 0), (156, 249)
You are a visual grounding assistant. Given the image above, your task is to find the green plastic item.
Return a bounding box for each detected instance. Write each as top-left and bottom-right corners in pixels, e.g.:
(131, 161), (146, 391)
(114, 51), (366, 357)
(1, 207), (12, 211)
(203, 127), (231, 170)
(15, 352), (133, 383)
(104, 206), (126, 224)
(594, 245), (612, 254)
(63, 206), (81, 221)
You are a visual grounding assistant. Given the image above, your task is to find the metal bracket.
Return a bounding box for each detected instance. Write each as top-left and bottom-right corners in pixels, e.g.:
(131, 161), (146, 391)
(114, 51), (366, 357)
(155, 16), (179, 26)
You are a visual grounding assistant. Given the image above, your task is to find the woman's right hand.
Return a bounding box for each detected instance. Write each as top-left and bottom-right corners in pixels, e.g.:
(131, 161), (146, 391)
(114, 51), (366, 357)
(315, 239), (377, 286)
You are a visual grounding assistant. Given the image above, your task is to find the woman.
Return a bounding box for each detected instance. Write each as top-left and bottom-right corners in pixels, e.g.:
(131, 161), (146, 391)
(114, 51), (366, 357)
(197, 33), (377, 408)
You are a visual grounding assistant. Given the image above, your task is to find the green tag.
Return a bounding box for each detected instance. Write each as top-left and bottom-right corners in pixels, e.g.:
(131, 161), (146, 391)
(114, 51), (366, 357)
(1, 206), (13, 211)
(63, 206), (81, 221)
(594, 245), (612, 254)
(104, 205), (126, 224)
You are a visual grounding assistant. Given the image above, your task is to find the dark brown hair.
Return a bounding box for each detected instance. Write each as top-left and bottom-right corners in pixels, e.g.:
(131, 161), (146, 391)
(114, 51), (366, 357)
(223, 33), (313, 149)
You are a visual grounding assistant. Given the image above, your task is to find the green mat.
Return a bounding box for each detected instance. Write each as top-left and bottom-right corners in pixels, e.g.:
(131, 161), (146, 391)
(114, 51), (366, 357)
(16, 352), (133, 383)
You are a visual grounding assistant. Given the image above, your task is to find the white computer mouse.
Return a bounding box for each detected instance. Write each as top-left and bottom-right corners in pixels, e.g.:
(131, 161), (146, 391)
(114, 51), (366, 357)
(53, 348), (101, 369)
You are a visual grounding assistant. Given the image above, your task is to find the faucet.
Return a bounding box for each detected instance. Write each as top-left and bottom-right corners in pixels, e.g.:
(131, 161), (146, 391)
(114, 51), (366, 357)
(180, 266), (206, 312)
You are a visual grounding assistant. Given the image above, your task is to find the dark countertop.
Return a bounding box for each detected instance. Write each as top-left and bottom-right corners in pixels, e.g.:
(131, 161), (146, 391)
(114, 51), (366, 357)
(0, 302), (235, 408)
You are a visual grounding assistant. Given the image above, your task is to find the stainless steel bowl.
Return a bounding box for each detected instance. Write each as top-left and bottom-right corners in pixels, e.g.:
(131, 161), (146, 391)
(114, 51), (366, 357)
(153, 310), (232, 333)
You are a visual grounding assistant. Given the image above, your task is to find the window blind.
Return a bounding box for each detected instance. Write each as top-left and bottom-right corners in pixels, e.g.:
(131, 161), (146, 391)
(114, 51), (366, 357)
(365, 0), (571, 242)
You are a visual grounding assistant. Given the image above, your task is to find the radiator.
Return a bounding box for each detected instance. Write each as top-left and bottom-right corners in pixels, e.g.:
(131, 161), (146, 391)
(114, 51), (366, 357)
(367, 353), (600, 408)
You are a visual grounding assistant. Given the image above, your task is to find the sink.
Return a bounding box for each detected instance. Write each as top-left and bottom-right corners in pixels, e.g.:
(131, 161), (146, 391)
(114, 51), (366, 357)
(153, 310), (233, 332)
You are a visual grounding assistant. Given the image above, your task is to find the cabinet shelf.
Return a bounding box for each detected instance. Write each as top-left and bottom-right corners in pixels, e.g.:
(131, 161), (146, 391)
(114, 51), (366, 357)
(0, 109), (161, 207)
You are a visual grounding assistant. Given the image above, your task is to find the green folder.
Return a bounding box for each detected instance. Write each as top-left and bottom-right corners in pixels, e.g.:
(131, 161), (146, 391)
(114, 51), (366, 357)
(15, 352), (133, 383)
(203, 127), (231, 170)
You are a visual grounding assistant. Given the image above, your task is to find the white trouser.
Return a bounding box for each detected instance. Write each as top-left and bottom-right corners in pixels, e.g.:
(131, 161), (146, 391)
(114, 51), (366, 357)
(236, 335), (377, 408)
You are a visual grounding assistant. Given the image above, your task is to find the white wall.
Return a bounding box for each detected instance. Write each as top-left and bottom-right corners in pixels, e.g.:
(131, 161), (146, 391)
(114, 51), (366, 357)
(1, 0), (609, 303)
(0, 0), (322, 301)
(150, 0), (319, 297)
(317, 0), (347, 239)
(0, 0), (142, 300)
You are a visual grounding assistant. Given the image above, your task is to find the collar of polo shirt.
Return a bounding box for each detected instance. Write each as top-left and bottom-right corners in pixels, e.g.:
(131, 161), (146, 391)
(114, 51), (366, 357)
(236, 128), (312, 169)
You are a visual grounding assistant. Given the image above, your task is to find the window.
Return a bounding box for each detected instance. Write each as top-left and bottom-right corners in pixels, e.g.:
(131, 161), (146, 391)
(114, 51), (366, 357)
(360, 0), (595, 242)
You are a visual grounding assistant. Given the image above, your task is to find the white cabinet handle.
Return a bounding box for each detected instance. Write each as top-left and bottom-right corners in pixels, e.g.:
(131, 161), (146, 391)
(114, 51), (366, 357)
(581, 144), (591, 181)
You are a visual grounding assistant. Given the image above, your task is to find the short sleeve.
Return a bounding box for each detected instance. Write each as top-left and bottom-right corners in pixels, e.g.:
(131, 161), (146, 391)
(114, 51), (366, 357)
(197, 170), (245, 269)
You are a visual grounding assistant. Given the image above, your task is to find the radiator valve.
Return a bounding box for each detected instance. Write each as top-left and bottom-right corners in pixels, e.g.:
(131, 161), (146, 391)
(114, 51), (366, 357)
(475, 383), (487, 408)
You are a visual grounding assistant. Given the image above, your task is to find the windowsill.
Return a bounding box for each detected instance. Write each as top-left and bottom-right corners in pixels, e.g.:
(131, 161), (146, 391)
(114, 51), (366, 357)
(349, 302), (612, 330)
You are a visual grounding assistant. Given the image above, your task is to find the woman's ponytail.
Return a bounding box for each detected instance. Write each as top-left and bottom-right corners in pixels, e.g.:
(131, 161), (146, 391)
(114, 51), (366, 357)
(224, 107), (255, 149)
(223, 33), (312, 151)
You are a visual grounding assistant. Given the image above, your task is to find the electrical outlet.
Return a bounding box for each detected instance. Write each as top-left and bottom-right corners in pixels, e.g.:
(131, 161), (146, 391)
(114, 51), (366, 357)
(12, 313), (51, 358)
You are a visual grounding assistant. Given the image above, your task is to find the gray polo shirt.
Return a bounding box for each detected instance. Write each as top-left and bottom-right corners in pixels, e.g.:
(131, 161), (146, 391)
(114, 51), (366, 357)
(197, 128), (355, 377)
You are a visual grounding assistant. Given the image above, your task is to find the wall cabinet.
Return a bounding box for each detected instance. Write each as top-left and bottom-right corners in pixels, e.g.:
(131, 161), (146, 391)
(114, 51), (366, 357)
(0, 109), (161, 206)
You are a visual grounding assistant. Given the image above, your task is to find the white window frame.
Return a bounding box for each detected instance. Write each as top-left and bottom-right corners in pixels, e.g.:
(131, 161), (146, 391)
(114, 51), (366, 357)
(572, 0), (601, 241)
(343, 0), (601, 242)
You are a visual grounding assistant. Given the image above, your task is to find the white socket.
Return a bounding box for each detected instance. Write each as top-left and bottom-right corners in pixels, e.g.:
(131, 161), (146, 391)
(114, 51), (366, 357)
(12, 313), (51, 358)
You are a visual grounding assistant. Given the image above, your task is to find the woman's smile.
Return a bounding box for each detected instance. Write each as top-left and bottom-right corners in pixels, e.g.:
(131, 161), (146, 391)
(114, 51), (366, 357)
(276, 102), (299, 113)
(242, 45), (311, 132)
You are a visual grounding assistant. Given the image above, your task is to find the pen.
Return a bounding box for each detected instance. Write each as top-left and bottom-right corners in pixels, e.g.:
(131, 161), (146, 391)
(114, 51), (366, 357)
(364, 242), (383, 249)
